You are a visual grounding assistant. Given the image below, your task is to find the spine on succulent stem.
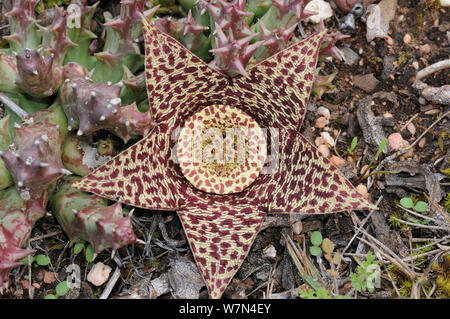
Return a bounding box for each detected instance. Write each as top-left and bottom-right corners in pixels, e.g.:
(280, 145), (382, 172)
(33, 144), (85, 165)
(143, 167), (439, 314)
(39, 5), (77, 66)
(4, 0), (41, 52)
(248, 0), (315, 64)
(14, 49), (61, 98)
(311, 68), (336, 98)
(155, 12), (211, 62)
(63, 0), (98, 69)
(14, 6), (76, 98)
(195, 0), (264, 76)
(60, 69), (122, 135)
(317, 19), (348, 61)
(60, 62), (153, 142)
(50, 177), (137, 253)
(121, 66), (148, 105)
(0, 107), (68, 196)
(0, 186), (48, 292)
(181, 10), (211, 60)
(245, 0), (272, 19)
(90, 0), (149, 83)
(111, 101), (154, 143)
(250, 19), (297, 63)
(209, 22), (264, 77)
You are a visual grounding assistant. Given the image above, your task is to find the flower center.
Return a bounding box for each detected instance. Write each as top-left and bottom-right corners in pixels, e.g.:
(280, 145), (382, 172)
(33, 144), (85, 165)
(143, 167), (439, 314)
(177, 105), (267, 194)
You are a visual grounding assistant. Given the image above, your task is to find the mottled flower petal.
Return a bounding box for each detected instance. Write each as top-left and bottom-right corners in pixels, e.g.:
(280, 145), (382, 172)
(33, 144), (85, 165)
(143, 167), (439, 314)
(143, 18), (326, 130)
(265, 131), (378, 213)
(72, 124), (178, 210)
(233, 31), (326, 129)
(178, 204), (265, 299)
(143, 19), (230, 124)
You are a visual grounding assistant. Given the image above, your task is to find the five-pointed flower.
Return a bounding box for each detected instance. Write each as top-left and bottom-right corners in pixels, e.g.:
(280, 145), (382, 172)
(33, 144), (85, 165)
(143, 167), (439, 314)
(73, 18), (377, 298)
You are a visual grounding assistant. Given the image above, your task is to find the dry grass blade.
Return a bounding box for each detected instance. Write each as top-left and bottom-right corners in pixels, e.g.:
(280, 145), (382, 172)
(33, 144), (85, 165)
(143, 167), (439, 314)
(398, 206), (444, 225)
(356, 227), (417, 279)
(390, 217), (450, 231)
(282, 233), (326, 292)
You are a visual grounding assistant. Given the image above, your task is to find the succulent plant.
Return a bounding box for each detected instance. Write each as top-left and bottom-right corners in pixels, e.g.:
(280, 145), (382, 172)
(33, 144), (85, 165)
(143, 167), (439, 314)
(155, 0), (343, 83)
(0, 186), (47, 291)
(50, 177), (136, 253)
(0, 0), (350, 295)
(0, 0), (152, 288)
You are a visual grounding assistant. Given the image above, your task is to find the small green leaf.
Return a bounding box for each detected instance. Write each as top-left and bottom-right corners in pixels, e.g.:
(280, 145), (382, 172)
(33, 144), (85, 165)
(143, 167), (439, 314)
(44, 294), (57, 299)
(375, 138), (387, 160)
(310, 231), (323, 246)
(400, 197), (413, 209)
(85, 243), (94, 263)
(20, 255), (34, 265)
(348, 136), (358, 155)
(422, 219), (431, 225)
(310, 246), (322, 256)
(414, 201), (428, 213)
(438, 136), (444, 152)
(73, 242), (84, 255)
(55, 281), (70, 296)
(321, 238), (335, 255)
(35, 254), (51, 266)
(333, 252), (341, 265)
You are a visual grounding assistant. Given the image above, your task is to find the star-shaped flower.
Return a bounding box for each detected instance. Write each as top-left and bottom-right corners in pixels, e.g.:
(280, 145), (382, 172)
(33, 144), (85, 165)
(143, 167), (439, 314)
(73, 18), (377, 298)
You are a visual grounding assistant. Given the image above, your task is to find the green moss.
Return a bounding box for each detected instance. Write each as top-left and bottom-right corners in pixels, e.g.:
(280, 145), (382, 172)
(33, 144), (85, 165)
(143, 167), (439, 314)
(35, 0), (70, 13)
(367, 56), (382, 65)
(412, 242), (435, 268)
(432, 254), (450, 297)
(443, 193), (450, 213)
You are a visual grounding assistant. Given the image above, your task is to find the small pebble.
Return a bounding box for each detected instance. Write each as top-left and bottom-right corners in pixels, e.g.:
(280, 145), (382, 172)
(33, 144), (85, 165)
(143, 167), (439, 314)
(384, 36), (394, 46)
(320, 132), (335, 147)
(440, 0), (450, 7)
(406, 122), (416, 136)
(419, 44), (431, 54)
(425, 109), (441, 116)
(263, 245), (277, 259)
(21, 280), (29, 290)
(330, 155), (346, 167)
(317, 106), (331, 119)
(418, 138), (426, 148)
(418, 97), (426, 105)
(318, 144), (330, 157)
(403, 33), (411, 45)
(388, 133), (405, 151)
(291, 221), (303, 235)
(412, 61), (419, 70)
(315, 116), (328, 129)
(87, 262), (112, 286)
(315, 136), (324, 147)
(360, 164), (370, 176)
(383, 112), (393, 118)
(356, 184), (369, 200)
(400, 141), (414, 160)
